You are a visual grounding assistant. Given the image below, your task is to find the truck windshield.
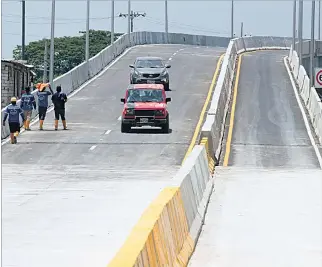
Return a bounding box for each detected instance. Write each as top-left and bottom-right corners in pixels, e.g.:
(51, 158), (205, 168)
(127, 89), (164, 103)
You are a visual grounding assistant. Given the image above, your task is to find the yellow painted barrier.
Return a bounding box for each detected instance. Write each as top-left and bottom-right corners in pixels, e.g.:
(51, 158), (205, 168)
(108, 187), (194, 267)
(199, 137), (215, 173)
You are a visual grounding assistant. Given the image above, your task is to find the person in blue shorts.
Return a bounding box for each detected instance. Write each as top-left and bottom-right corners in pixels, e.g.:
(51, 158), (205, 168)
(3, 97), (25, 144)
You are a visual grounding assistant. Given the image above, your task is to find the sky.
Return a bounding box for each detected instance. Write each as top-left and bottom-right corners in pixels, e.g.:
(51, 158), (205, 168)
(1, 0), (316, 59)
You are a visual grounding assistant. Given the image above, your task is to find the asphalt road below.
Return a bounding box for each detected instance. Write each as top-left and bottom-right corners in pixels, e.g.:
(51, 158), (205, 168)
(222, 50), (321, 169)
(2, 44), (225, 267)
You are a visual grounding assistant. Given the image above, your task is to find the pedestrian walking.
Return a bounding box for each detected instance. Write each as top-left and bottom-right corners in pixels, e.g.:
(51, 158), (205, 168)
(51, 85), (68, 130)
(3, 97), (25, 144)
(36, 83), (53, 130)
(20, 86), (36, 130)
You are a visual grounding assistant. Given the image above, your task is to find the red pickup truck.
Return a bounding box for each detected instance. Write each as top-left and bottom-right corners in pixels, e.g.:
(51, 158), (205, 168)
(120, 84), (171, 133)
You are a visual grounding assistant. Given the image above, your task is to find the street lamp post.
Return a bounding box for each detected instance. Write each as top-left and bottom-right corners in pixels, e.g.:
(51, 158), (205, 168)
(319, 0), (321, 40)
(111, 0), (115, 44)
(49, 0), (55, 86)
(128, 0), (131, 35)
(86, 0), (90, 64)
(298, 0), (303, 66)
(231, 0), (234, 39)
(292, 0), (297, 49)
(310, 0), (315, 86)
(165, 0), (168, 43)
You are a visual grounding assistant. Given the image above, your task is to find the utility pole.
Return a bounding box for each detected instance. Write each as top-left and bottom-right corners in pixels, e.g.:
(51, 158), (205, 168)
(319, 0), (321, 40)
(127, 0), (131, 35)
(165, 0), (168, 43)
(43, 40), (48, 83)
(111, 0), (115, 44)
(22, 0), (26, 60)
(119, 11), (146, 32)
(49, 0), (55, 86)
(240, 22), (243, 37)
(86, 0), (90, 65)
(298, 0), (303, 66)
(231, 0), (234, 39)
(292, 0), (297, 49)
(310, 0), (315, 86)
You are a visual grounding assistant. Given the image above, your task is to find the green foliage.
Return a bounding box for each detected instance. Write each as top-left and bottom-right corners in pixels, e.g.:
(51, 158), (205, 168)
(13, 30), (123, 82)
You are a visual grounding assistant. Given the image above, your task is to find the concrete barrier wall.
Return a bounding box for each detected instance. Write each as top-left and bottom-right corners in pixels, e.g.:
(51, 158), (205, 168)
(288, 47), (322, 143)
(107, 35), (293, 267)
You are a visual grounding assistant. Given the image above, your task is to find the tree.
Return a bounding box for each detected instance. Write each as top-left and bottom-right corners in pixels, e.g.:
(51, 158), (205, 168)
(13, 30), (123, 82)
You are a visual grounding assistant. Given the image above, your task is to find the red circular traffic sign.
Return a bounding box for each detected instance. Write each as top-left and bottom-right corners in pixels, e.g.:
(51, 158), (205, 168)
(316, 70), (322, 86)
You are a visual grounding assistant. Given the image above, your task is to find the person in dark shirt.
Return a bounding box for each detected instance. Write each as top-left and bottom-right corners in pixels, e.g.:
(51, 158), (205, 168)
(51, 85), (68, 130)
(20, 86), (36, 130)
(36, 83), (53, 130)
(3, 97), (25, 144)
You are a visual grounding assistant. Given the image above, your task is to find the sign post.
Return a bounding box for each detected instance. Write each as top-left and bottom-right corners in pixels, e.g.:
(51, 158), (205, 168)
(314, 68), (322, 89)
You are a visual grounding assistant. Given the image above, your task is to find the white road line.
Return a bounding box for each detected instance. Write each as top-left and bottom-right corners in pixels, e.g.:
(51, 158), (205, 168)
(284, 56), (322, 169)
(104, 130), (111, 135)
(118, 116), (122, 121)
(169, 57), (172, 61)
(89, 145), (97, 151)
(172, 52), (177, 56)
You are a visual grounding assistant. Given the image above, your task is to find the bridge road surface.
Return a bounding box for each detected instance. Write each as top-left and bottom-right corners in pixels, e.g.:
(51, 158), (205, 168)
(1, 44), (226, 267)
(188, 51), (322, 267)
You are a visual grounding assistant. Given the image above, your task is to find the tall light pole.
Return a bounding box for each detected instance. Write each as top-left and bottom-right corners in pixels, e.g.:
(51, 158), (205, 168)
(21, 0), (26, 60)
(128, 0), (131, 35)
(310, 0), (315, 86)
(319, 0), (321, 40)
(292, 0), (297, 49)
(43, 39), (48, 83)
(298, 0), (303, 66)
(165, 0), (168, 43)
(111, 0), (115, 44)
(231, 0), (234, 39)
(86, 0), (90, 65)
(49, 0), (55, 86)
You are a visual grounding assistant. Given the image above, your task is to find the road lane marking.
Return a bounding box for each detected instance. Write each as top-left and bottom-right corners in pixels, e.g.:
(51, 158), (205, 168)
(283, 56), (322, 169)
(105, 130), (111, 135)
(182, 53), (225, 164)
(89, 145), (97, 151)
(118, 116), (122, 121)
(169, 57), (172, 61)
(223, 53), (243, 167)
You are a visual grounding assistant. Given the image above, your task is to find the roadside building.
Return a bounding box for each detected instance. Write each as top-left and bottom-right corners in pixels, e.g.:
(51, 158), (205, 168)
(1, 59), (36, 108)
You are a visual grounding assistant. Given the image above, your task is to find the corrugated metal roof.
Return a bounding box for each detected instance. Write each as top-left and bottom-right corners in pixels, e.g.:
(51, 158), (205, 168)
(1, 59), (34, 69)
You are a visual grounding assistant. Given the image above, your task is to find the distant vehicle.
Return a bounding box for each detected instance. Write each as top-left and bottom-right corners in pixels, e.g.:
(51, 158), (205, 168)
(120, 84), (171, 133)
(129, 56), (171, 91)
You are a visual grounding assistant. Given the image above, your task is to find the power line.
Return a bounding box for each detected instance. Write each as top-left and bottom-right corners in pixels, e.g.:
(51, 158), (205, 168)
(2, 14), (113, 22)
(119, 11), (146, 32)
(3, 32), (47, 38)
(144, 16), (230, 36)
(3, 19), (112, 25)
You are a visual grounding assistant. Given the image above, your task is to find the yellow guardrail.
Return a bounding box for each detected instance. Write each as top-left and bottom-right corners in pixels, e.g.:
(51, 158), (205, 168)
(199, 137), (215, 173)
(108, 187), (193, 267)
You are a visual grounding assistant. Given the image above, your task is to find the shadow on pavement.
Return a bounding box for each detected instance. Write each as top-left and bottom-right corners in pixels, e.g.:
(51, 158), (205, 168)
(127, 127), (172, 134)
